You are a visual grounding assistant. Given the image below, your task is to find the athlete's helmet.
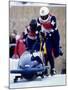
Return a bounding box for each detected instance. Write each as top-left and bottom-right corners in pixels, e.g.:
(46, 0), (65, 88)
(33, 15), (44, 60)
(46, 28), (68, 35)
(30, 19), (37, 31)
(40, 7), (49, 20)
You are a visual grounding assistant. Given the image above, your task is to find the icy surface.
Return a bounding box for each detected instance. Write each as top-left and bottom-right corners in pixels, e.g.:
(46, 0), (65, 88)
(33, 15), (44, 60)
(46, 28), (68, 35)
(9, 58), (66, 89)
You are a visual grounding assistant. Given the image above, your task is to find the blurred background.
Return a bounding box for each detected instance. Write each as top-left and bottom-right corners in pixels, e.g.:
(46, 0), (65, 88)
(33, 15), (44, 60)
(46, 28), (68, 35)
(9, 1), (66, 74)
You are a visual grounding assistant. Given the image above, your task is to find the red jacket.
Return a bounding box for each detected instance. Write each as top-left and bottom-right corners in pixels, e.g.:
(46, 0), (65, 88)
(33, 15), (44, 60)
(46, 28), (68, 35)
(14, 38), (26, 58)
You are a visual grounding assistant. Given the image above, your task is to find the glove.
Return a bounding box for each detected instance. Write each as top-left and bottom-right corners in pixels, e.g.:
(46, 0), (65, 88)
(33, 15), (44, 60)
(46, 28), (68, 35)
(31, 55), (35, 61)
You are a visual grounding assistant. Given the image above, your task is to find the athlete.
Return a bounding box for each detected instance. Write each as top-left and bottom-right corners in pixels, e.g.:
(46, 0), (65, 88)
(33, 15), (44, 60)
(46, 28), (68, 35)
(37, 7), (63, 75)
(25, 19), (40, 53)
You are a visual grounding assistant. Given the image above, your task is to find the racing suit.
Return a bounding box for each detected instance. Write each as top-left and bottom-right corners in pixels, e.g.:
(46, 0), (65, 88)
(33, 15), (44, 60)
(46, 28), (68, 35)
(25, 26), (40, 53)
(37, 14), (62, 75)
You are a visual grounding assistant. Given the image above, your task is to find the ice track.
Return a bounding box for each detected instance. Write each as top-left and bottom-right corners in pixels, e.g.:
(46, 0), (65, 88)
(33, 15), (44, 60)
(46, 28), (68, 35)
(9, 58), (66, 89)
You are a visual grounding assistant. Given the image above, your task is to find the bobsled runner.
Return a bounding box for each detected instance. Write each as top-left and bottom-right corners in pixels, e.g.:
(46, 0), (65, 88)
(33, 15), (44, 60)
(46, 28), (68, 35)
(10, 51), (49, 82)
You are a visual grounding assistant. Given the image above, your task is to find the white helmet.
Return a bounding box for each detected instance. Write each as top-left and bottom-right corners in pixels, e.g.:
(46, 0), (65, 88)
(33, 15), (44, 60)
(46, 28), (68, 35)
(40, 7), (49, 16)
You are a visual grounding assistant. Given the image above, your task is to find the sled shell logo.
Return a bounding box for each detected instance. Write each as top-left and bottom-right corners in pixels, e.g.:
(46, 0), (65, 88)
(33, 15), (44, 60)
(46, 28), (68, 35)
(25, 65), (30, 68)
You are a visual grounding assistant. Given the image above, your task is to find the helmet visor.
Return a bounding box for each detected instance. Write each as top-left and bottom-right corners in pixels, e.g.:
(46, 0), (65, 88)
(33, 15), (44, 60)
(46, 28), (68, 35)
(40, 15), (48, 20)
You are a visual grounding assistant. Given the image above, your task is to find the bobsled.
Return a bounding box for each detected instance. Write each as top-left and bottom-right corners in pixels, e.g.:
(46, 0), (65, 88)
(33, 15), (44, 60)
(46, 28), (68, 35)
(10, 51), (49, 82)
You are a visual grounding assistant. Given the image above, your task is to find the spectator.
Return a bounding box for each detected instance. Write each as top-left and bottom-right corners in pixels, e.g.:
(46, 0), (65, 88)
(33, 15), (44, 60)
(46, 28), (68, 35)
(13, 32), (26, 58)
(9, 32), (16, 58)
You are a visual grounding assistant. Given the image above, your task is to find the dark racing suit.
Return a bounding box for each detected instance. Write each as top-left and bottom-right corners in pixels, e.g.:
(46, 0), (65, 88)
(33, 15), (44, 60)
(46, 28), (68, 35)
(25, 26), (40, 53)
(24, 26), (42, 66)
(37, 14), (62, 75)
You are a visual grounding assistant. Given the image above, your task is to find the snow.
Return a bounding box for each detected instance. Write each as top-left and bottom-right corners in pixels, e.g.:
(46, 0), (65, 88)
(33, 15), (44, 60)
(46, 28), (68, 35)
(9, 58), (66, 89)
(9, 74), (66, 89)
